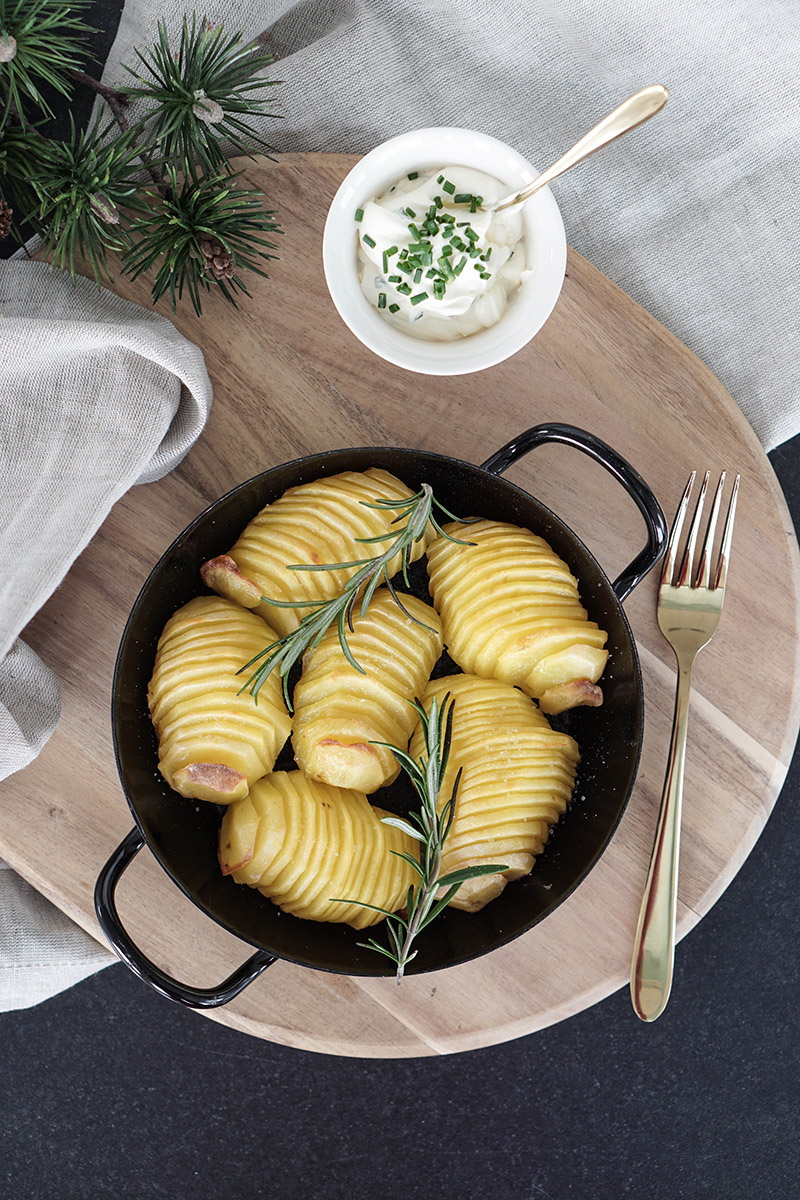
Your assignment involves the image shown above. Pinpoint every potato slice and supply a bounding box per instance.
[427,518,609,710]
[219,772,417,928]
[148,596,290,804]
[200,469,432,637]
[410,674,579,912]
[292,589,443,792]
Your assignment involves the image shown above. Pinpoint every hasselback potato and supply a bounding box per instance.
[292,588,443,793]
[426,518,609,713]
[218,771,417,929]
[409,673,580,912]
[200,468,430,637]
[148,596,290,804]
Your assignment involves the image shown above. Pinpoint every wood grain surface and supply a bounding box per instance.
[2,152,798,1057]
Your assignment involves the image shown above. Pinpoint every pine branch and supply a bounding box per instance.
[0,0,94,126]
[122,166,280,314]
[2,10,283,317]
[31,114,149,284]
[122,15,279,181]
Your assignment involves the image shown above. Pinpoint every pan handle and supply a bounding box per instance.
[480,422,667,601]
[94,827,276,1009]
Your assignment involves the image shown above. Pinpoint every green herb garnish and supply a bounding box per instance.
[239,486,475,707]
[333,695,507,983]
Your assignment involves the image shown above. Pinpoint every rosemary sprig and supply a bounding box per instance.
[239,484,474,708]
[332,695,507,983]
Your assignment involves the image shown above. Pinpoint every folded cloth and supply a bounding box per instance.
[0,260,212,1009]
[104,0,800,449]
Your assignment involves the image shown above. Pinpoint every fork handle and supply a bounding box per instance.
[630,655,693,1021]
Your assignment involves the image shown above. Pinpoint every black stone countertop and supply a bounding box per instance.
[2,6,799,1197]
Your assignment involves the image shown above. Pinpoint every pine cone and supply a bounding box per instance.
[0,199,13,241]
[198,234,235,281]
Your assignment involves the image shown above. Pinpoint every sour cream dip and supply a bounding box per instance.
[355,166,528,341]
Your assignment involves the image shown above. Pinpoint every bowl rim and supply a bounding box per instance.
[322,126,567,375]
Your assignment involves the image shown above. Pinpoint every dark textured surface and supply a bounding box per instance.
[2,9,800,1198]
[1,719,799,1200]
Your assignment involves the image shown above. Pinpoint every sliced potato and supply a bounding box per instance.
[201,469,431,637]
[426,518,609,710]
[219,771,417,929]
[148,596,290,804]
[410,674,580,912]
[292,588,443,792]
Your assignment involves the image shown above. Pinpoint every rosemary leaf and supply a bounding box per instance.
[239,484,474,707]
[337,695,509,983]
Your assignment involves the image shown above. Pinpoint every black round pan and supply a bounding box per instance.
[96,423,666,1008]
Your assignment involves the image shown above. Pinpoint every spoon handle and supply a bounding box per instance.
[493,84,669,212]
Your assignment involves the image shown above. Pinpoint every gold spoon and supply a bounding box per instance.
[489,84,669,213]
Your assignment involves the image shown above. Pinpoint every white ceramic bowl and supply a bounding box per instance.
[322,126,567,376]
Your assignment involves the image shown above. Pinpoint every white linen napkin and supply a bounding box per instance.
[0,260,212,1009]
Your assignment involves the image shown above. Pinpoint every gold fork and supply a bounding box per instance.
[631,470,740,1022]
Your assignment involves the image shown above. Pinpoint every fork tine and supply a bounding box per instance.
[677,471,710,587]
[696,472,726,589]
[661,471,696,586]
[713,473,740,591]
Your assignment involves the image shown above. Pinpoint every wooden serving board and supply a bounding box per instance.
[2,153,798,1057]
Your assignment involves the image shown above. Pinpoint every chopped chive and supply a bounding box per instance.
[425,268,438,278]
[397,282,412,295]
[465,227,479,242]
[480,271,492,279]
[453,193,472,205]
[469,247,482,258]
[403,206,416,218]
[382,251,389,273]
[437,174,445,183]
[410,292,428,305]
[389,303,400,313]
[363,234,376,248]
[378,292,387,308]
[386,245,398,257]
[408,242,428,253]
[434,196,443,209]
[441,244,454,257]
[442,180,456,195]
[355,207,364,221]
[388,274,402,283]
[408,223,422,239]
[454,256,467,275]
[413,268,422,283]
[433,280,445,299]
[407,171,419,180]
